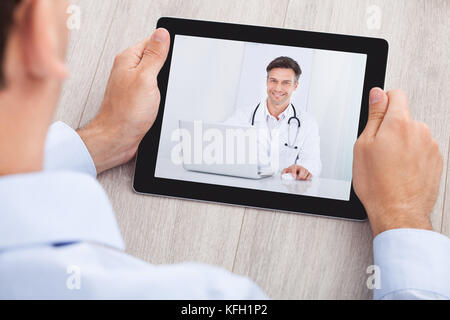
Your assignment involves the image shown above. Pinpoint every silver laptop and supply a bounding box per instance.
[179,120,273,179]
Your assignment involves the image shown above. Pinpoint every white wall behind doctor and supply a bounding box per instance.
[158,35,245,160]
[308,50,366,181]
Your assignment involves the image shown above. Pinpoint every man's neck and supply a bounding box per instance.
[266,98,290,120]
[0,83,57,175]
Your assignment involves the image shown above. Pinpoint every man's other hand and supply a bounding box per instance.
[78,28,170,174]
[353,88,443,237]
[282,164,312,180]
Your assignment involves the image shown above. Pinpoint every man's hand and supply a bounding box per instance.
[282,164,312,180]
[77,28,170,174]
[353,88,443,237]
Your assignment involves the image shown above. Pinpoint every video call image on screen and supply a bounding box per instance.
[155,35,367,201]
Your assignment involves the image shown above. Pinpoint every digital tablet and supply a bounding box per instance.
[133,17,388,221]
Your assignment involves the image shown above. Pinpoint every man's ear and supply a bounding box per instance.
[294,80,299,90]
[18,0,68,80]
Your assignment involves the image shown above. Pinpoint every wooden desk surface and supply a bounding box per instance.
[57,0,450,299]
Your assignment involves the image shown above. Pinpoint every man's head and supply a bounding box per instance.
[0,0,21,88]
[0,0,69,90]
[0,0,70,174]
[266,56,301,107]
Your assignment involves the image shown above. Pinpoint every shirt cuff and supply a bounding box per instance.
[373,228,450,299]
[44,121,97,177]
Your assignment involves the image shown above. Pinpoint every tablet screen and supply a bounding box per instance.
[154,34,367,201]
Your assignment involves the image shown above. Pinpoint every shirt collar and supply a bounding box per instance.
[0,171,125,252]
[262,99,293,122]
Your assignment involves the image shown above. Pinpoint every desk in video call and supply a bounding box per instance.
[156,157,351,202]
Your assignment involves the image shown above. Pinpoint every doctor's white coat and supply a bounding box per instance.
[224,100,322,177]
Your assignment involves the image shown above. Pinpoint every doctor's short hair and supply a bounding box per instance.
[0,0,23,88]
[266,56,302,83]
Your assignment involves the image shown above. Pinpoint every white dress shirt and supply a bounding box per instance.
[225,100,322,177]
[0,121,449,299]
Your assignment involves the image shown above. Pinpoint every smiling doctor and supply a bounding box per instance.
[225,56,321,180]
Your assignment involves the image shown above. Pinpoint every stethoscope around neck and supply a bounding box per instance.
[251,102,301,149]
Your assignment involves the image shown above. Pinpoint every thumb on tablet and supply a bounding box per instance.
[139,28,170,76]
[363,87,388,137]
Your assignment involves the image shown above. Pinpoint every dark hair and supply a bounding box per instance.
[0,0,22,88]
[266,56,302,83]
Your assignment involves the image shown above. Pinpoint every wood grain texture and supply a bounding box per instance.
[233,209,375,299]
[232,0,450,299]
[56,0,450,299]
[55,0,119,128]
[442,137,450,237]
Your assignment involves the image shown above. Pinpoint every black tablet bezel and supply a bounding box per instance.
[133,17,388,221]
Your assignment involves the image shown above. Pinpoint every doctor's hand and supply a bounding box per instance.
[282,165,312,180]
[353,88,443,237]
[77,28,170,174]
